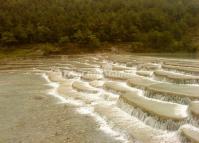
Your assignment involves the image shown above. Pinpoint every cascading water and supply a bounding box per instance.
[153,74,199,84]
[117,98,187,131]
[144,90,191,105]
[15,54,199,143]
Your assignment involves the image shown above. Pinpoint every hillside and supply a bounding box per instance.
[1,0,199,52]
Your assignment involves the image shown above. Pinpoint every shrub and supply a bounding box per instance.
[1,32,17,45]
[87,34,101,48]
[59,36,70,45]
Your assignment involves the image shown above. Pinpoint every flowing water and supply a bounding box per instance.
[0,54,199,143]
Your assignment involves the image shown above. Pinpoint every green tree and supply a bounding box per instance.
[59,36,70,45]
[0,0,199,52]
[1,32,17,45]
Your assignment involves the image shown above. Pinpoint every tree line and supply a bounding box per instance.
[1,0,199,52]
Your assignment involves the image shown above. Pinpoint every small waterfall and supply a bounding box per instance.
[178,127,193,143]
[117,98,199,131]
[117,98,186,131]
[188,113,199,128]
[127,82,147,91]
[144,90,191,105]
[153,74,199,84]
[61,70,80,79]
[162,67,199,76]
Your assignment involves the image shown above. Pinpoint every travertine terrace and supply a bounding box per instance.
[1,54,199,143]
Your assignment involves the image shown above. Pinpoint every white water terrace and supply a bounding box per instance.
[1,54,199,143]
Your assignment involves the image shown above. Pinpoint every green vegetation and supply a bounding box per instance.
[1,0,199,52]
[0,44,60,60]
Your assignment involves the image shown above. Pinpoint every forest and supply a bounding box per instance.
[1,0,199,52]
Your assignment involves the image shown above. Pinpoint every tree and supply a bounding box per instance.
[0,0,199,52]
[147,31,174,51]
[59,36,70,45]
[1,32,17,45]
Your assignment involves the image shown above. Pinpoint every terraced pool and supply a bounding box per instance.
[0,54,199,143]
